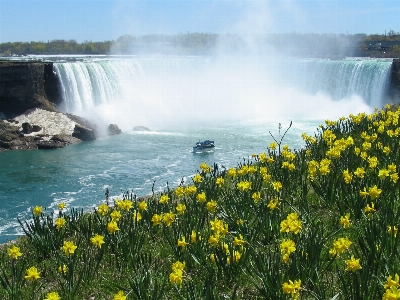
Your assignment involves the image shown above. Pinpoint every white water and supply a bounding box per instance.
[53,56,393,132]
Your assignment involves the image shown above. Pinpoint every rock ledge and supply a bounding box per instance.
[0,108,97,151]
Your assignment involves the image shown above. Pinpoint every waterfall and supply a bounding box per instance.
[284,58,393,108]
[53,56,393,128]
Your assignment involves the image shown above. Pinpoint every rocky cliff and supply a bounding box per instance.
[0,61,98,151]
[391,59,400,101]
[0,60,122,151]
[0,61,61,118]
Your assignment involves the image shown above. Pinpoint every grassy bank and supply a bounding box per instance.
[1,104,399,300]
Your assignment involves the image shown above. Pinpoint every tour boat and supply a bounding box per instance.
[193,140,215,153]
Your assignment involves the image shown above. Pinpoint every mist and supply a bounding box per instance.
[64,1,389,132]
[66,55,374,133]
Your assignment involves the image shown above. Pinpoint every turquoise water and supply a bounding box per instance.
[1,55,391,243]
[0,120,320,243]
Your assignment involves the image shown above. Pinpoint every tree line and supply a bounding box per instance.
[0,32,399,57]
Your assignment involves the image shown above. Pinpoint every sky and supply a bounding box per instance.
[1,0,400,43]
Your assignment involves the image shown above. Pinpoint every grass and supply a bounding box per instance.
[1,103,400,300]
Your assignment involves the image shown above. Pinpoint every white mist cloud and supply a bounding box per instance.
[75,55,375,133]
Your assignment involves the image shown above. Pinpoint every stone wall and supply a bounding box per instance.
[0,61,59,118]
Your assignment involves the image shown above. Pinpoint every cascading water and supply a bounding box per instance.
[53,56,393,130]
[285,58,393,108]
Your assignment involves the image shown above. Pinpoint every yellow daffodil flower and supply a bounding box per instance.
[345,255,362,272]
[62,241,77,256]
[24,266,41,281]
[8,245,22,260]
[44,292,61,300]
[90,234,105,248]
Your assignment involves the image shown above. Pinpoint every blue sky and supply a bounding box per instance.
[1,0,400,43]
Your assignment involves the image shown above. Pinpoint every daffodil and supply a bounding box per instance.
[368,156,378,169]
[388,226,398,237]
[55,217,66,229]
[252,191,261,203]
[151,213,162,226]
[280,212,302,234]
[382,286,400,300]
[57,202,66,210]
[90,234,105,248]
[227,168,236,177]
[210,218,228,236]
[267,197,279,211]
[24,266,41,281]
[364,202,376,217]
[176,203,186,215]
[237,181,252,191]
[215,177,224,187]
[208,235,219,247]
[259,152,267,162]
[171,261,185,271]
[359,187,369,198]
[282,279,301,299]
[272,181,282,192]
[62,241,77,256]
[332,237,352,256]
[185,185,197,195]
[206,200,217,213]
[177,236,189,249]
[138,201,147,211]
[369,185,382,200]
[170,261,185,286]
[33,206,42,217]
[44,291,61,300]
[379,168,391,179]
[199,162,211,173]
[113,291,127,300]
[384,274,400,289]
[233,235,246,247]
[196,191,207,202]
[8,245,22,260]
[163,212,175,226]
[159,194,170,204]
[110,210,122,221]
[280,239,296,255]
[391,173,399,183]
[58,264,67,274]
[339,213,351,228]
[133,211,142,221]
[269,142,277,150]
[191,230,199,243]
[193,174,203,183]
[342,169,353,184]
[97,203,109,216]
[345,255,362,272]
[107,221,119,234]
[169,269,183,286]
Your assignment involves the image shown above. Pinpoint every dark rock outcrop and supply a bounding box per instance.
[22,122,33,134]
[0,61,57,118]
[32,125,42,132]
[391,59,400,101]
[0,110,97,151]
[108,124,122,135]
[72,124,96,141]
[0,61,124,151]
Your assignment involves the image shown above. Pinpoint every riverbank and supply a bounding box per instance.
[0,108,96,151]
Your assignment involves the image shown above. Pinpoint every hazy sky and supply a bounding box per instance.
[1,0,400,43]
